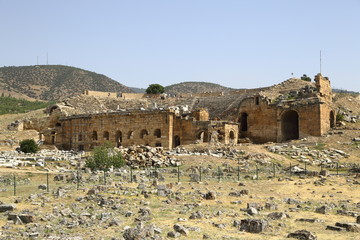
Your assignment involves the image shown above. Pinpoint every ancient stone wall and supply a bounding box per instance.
[120,93,163,99]
[47,109,238,151]
[52,110,174,151]
[83,90,117,98]
[238,94,333,143]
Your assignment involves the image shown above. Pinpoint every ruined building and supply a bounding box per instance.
[43,73,334,150]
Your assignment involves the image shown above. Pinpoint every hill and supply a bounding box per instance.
[0,65,133,101]
[165,81,235,95]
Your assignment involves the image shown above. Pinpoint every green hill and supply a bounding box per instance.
[0,65,133,101]
[165,81,234,95]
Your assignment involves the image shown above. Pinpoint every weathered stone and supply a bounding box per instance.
[287,230,317,240]
[167,231,180,238]
[319,170,329,177]
[267,212,289,220]
[239,219,268,233]
[38,184,47,190]
[204,191,216,200]
[0,204,16,212]
[247,207,258,216]
[315,205,330,214]
[335,222,360,232]
[173,224,189,236]
[8,213,34,224]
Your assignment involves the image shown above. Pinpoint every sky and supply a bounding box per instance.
[1,0,359,91]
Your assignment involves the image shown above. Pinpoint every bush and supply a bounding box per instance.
[85,142,125,171]
[19,139,38,153]
[336,113,345,122]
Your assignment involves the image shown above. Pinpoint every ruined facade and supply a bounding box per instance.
[237,74,335,143]
[45,108,238,151]
[43,73,335,150]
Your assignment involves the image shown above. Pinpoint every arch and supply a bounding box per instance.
[239,112,248,132]
[51,131,56,145]
[103,131,109,141]
[78,134,83,141]
[55,122,61,127]
[154,129,161,138]
[229,130,235,140]
[197,130,208,142]
[140,129,148,139]
[128,131,134,139]
[329,110,335,128]
[49,105,59,114]
[174,135,181,147]
[92,131,98,141]
[115,131,122,147]
[281,110,299,141]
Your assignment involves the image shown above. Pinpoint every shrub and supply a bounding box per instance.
[85,142,125,171]
[336,113,345,122]
[19,139,38,153]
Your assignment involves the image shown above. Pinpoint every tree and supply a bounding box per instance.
[300,74,311,82]
[85,142,125,171]
[145,84,165,94]
[19,139,38,153]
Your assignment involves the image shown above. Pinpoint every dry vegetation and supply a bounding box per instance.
[0,93,359,239]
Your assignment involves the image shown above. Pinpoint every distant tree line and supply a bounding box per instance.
[0,95,54,115]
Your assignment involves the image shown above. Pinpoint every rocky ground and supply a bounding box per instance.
[0,93,359,239]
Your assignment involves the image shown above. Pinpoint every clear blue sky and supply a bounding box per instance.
[1,0,359,91]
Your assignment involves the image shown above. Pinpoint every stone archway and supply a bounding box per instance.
[281,110,299,141]
[115,131,122,147]
[174,135,181,148]
[330,111,335,128]
[197,130,208,143]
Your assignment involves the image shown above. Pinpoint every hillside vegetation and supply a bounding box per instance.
[165,81,234,95]
[0,65,133,101]
[0,96,54,115]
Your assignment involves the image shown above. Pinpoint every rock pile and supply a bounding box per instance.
[267,144,349,167]
[0,149,84,168]
[171,146,273,164]
[117,145,181,168]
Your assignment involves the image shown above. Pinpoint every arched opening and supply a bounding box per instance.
[281,110,299,141]
[197,130,208,143]
[128,131,134,139]
[78,134,83,141]
[140,129,148,139]
[49,106,59,114]
[154,129,161,138]
[92,131,98,141]
[103,131,109,141]
[174,135,181,148]
[51,131,56,145]
[330,111,335,128]
[229,130,235,140]
[155,142,162,147]
[255,97,260,105]
[115,131,122,147]
[78,145,84,151]
[240,113,248,132]
[55,122,61,127]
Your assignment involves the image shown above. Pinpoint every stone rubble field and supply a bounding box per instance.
[0,142,360,240]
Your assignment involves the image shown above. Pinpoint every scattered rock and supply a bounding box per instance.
[287,230,317,240]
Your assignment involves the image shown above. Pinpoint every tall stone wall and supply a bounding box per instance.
[238,94,332,143]
[54,110,174,151]
[84,90,117,98]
